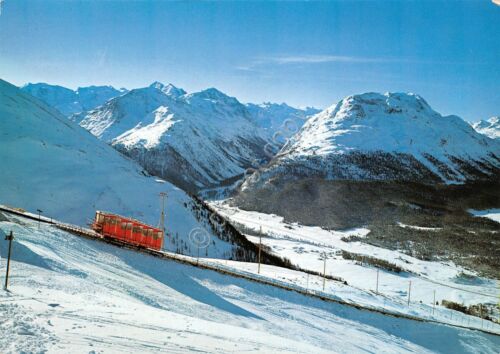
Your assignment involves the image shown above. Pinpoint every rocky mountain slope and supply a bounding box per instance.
[245,102,320,133]
[70,83,274,193]
[0,78,253,260]
[233,92,500,276]
[23,81,318,193]
[242,92,499,188]
[21,82,126,116]
[473,117,500,140]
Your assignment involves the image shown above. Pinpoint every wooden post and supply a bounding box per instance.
[433,290,436,315]
[159,192,167,249]
[4,231,14,290]
[258,226,262,274]
[480,304,484,329]
[36,209,43,229]
[322,253,327,291]
[407,281,411,306]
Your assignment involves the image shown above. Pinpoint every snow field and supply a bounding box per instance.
[1,215,499,353]
[211,203,499,328]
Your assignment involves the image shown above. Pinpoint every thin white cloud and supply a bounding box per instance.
[268,55,391,64]
[235,54,485,73]
[234,54,401,73]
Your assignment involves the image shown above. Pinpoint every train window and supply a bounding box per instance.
[121,222,127,229]
[132,226,140,233]
[147,229,153,237]
[126,223,132,230]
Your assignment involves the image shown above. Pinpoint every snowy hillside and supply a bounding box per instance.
[473,117,500,140]
[0,79,245,259]
[213,203,499,311]
[1,214,499,353]
[244,92,500,186]
[71,83,272,192]
[246,102,320,132]
[233,93,500,278]
[22,82,126,116]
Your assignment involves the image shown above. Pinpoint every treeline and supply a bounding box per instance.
[188,194,294,268]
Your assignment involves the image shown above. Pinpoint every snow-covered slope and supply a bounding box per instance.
[246,102,320,132]
[71,83,272,192]
[0,79,243,258]
[22,82,126,116]
[245,92,500,186]
[1,215,499,353]
[473,117,500,140]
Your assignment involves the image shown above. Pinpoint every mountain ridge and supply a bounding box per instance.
[22,82,127,116]
[473,116,500,140]
[71,82,272,192]
[242,92,499,189]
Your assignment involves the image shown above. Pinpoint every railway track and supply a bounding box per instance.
[1,204,498,336]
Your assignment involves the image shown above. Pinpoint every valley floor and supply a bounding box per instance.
[1,214,499,353]
[211,202,499,322]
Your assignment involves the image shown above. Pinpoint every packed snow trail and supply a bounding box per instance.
[1,215,499,353]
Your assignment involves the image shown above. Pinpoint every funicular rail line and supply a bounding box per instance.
[0,204,498,336]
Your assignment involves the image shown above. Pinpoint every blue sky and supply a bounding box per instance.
[0,0,499,121]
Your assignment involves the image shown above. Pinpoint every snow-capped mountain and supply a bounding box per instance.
[71,83,273,192]
[22,82,126,116]
[0,78,248,259]
[243,92,500,187]
[245,102,320,132]
[473,117,500,140]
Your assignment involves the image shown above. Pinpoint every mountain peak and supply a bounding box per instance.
[276,91,499,183]
[323,92,434,126]
[162,83,187,98]
[472,116,500,139]
[149,81,186,98]
[196,87,232,100]
[149,81,166,90]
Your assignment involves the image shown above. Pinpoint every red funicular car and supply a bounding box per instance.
[91,211,164,250]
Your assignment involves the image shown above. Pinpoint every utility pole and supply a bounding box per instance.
[407,281,412,306]
[322,252,327,291]
[159,192,167,248]
[36,209,43,228]
[258,226,262,274]
[433,290,436,315]
[376,269,379,294]
[4,231,14,290]
[480,304,484,329]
